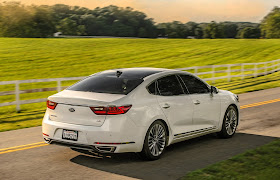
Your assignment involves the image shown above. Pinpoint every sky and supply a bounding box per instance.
[6,0,280,23]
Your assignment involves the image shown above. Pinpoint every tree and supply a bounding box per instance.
[138,27,147,37]
[157,21,188,38]
[0,2,33,37]
[194,26,203,39]
[156,23,167,37]
[29,6,56,37]
[0,2,269,38]
[51,4,72,20]
[112,20,134,37]
[239,27,261,39]
[142,19,157,38]
[222,23,238,38]
[57,18,85,35]
[261,6,280,38]
[203,21,224,39]
[0,2,55,37]
[186,21,198,36]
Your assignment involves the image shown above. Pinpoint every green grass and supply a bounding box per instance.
[1,38,280,81]
[0,38,280,132]
[181,139,280,180]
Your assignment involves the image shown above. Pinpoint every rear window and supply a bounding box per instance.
[68,75,143,95]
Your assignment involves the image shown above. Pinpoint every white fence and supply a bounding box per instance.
[177,59,280,82]
[1,59,279,112]
[0,77,86,112]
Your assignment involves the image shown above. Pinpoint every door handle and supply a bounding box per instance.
[193,100,200,105]
[162,103,170,109]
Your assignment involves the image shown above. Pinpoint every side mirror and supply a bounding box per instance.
[210,86,219,95]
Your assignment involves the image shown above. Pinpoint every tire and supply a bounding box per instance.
[217,105,238,138]
[139,120,167,160]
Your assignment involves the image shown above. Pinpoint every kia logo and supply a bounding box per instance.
[69,108,75,112]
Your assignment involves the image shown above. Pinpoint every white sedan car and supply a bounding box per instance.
[42,68,239,160]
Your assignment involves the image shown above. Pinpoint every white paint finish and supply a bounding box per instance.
[43,111,146,153]
[189,93,221,130]
[156,95,195,135]
[47,90,127,127]
[48,104,106,127]
[49,90,125,105]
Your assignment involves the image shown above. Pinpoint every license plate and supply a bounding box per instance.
[62,129,78,141]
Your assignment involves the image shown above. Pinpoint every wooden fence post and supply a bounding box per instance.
[212,65,215,84]
[57,80,61,92]
[227,65,231,82]
[241,64,244,80]
[254,64,257,77]
[15,81,20,112]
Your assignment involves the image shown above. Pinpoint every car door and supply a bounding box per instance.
[155,75,195,135]
[179,74,221,131]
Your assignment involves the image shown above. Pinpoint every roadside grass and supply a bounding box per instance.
[0,103,45,132]
[181,139,280,180]
[214,71,280,94]
[1,38,280,132]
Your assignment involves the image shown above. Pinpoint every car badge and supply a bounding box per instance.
[69,108,75,112]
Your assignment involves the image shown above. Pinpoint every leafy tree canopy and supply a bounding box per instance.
[0,2,279,39]
[261,6,280,38]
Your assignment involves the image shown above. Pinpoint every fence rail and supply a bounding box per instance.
[1,59,280,112]
[0,76,86,112]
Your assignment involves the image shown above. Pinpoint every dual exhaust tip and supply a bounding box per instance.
[44,138,116,153]
[93,146,116,153]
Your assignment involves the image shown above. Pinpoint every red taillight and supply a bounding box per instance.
[107,106,132,115]
[47,100,57,110]
[90,107,107,115]
[90,105,132,115]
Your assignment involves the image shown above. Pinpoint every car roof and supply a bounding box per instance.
[97,67,176,79]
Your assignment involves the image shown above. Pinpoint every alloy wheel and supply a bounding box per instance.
[225,109,237,135]
[148,124,166,156]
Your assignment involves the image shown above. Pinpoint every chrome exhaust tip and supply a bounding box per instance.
[94,146,116,153]
[43,137,52,144]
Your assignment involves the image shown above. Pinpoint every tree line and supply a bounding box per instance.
[0,2,279,39]
[157,21,261,39]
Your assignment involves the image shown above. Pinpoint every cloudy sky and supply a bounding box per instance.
[8,0,280,23]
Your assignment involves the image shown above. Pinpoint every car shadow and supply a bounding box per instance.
[70,133,276,180]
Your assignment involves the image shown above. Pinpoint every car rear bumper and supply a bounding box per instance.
[42,112,146,153]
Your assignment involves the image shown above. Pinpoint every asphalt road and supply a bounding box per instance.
[0,87,280,180]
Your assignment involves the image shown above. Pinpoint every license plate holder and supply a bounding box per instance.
[62,129,78,141]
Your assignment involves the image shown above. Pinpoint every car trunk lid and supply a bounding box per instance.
[47,90,125,126]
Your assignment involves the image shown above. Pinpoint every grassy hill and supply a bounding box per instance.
[0,38,280,132]
[1,38,280,81]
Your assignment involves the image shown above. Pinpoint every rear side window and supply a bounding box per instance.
[68,75,143,95]
[157,75,184,96]
[179,74,209,94]
[147,82,157,95]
